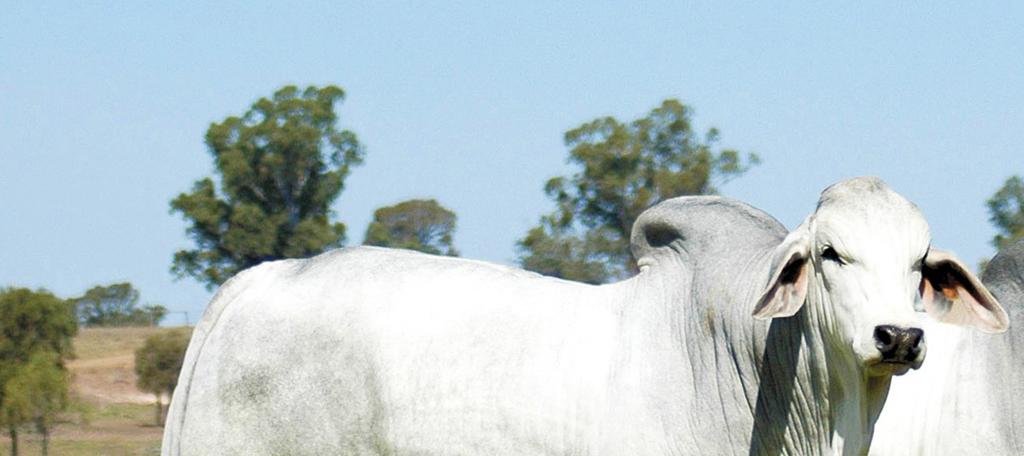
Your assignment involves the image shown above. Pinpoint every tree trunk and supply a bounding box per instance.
[40,426,48,456]
[8,426,17,456]
[155,395,163,426]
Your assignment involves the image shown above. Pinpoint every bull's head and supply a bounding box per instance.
[753,177,1008,376]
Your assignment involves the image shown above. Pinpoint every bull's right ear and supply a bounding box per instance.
[753,223,813,320]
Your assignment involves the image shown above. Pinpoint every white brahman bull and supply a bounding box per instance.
[162,177,1007,455]
[870,239,1022,455]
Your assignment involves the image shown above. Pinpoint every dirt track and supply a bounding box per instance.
[69,353,158,404]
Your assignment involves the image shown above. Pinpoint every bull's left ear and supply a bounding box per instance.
[753,223,812,320]
[921,248,1009,333]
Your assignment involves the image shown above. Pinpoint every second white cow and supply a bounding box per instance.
[162,177,1007,455]
[871,238,1022,455]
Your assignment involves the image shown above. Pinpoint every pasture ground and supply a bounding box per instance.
[0,326,192,455]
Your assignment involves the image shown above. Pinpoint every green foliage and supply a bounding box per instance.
[134,331,189,395]
[363,199,460,256]
[134,330,189,425]
[518,99,759,283]
[987,175,1024,251]
[0,288,77,372]
[2,352,68,428]
[518,221,611,284]
[171,85,365,289]
[1,351,68,455]
[70,283,166,327]
[0,288,76,456]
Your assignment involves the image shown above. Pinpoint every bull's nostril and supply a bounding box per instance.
[903,328,925,362]
[906,328,924,349]
[874,325,898,353]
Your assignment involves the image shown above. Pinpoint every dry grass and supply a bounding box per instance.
[0,326,192,455]
[70,327,191,405]
[14,402,165,456]
[72,327,173,361]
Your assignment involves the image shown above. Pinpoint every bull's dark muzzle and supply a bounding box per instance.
[873,325,924,364]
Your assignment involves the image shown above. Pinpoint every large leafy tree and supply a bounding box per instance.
[70,283,166,327]
[171,85,365,289]
[363,199,459,256]
[0,288,76,456]
[0,288,77,366]
[988,175,1024,251]
[518,99,759,283]
[135,330,190,426]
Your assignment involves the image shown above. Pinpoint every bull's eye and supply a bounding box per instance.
[822,246,844,265]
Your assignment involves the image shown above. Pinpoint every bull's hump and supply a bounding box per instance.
[631,196,787,270]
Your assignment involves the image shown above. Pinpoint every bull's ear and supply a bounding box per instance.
[753,225,812,320]
[921,248,1008,333]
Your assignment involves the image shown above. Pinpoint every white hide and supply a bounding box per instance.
[162,177,1005,456]
[871,240,1022,455]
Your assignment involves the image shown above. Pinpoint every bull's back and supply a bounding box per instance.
[166,247,615,455]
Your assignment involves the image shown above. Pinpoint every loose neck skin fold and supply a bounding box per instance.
[628,244,891,456]
[749,281,891,456]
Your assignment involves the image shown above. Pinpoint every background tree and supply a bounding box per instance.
[70,283,167,327]
[988,175,1024,251]
[135,330,190,426]
[518,99,759,283]
[0,351,68,456]
[518,221,611,284]
[363,199,459,256]
[171,85,365,289]
[0,288,76,456]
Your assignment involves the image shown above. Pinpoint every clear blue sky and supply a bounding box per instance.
[2,2,1022,324]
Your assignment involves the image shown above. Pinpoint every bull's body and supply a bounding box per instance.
[163,179,1005,455]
